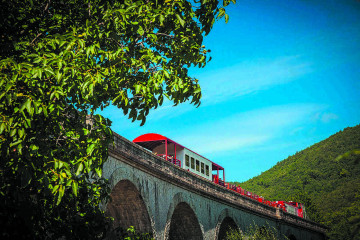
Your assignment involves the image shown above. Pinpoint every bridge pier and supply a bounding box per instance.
[102,133,327,240]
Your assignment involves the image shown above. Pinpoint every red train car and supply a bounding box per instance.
[275,201,306,218]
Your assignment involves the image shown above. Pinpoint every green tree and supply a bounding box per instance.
[0,0,234,238]
[239,125,360,240]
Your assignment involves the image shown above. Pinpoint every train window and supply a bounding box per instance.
[201,162,204,174]
[196,160,200,171]
[185,155,189,167]
[191,157,195,169]
[205,165,209,176]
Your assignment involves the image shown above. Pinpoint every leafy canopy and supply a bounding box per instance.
[0,0,234,238]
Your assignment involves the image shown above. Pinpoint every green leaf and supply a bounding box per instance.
[44,68,54,77]
[66,179,72,187]
[25,99,31,114]
[194,86,201,93]
[43,106,48,117]
[76,162,83,176]
[135,84,141,94]
[159,14,165,26]
[0,123,5,134]
[137,26,145,36]
[175,14,185,27]
[10,128,17,137]
[52,184,60,194]
[72,180,78,197]
[5,82,13,92]
[140,117,146,126]
[25,118,31,128]
[18,128,25,138]
[33,100,39,114]
[217,8,225,19]
[29,144,39,151]
[86,143,96,155]
[95,167,102,178]
[56,185,64,205]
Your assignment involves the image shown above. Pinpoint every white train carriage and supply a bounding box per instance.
[133,133,225,182]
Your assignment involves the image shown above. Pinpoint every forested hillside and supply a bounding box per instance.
[232,125,360,240]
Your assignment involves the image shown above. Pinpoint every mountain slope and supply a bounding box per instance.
[235,125,360,240]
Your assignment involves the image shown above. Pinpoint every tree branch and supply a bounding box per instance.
[155,32,174,38]
[30,33,43,45]
[88,2,91,17]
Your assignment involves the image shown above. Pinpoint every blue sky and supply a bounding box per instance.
[100,0,360,182]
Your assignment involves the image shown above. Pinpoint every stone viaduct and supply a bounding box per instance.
[103,132,327,240]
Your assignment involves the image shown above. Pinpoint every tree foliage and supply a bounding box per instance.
[224,224,280,240]
[0,0,234,238]
[236,125,360,240]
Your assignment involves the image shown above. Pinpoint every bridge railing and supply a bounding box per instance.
[157,154,181,167]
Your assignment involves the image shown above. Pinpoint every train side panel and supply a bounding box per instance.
[183,148,212,181]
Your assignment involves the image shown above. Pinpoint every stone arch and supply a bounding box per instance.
[164,193,203,240]
[215,208,240,240]
[217,217,239,240]
[105,179,153,239]
[167,202,203,240]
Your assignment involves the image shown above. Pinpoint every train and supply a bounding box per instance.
[133,133,306,219]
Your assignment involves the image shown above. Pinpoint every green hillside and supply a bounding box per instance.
[232,125,360,240]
